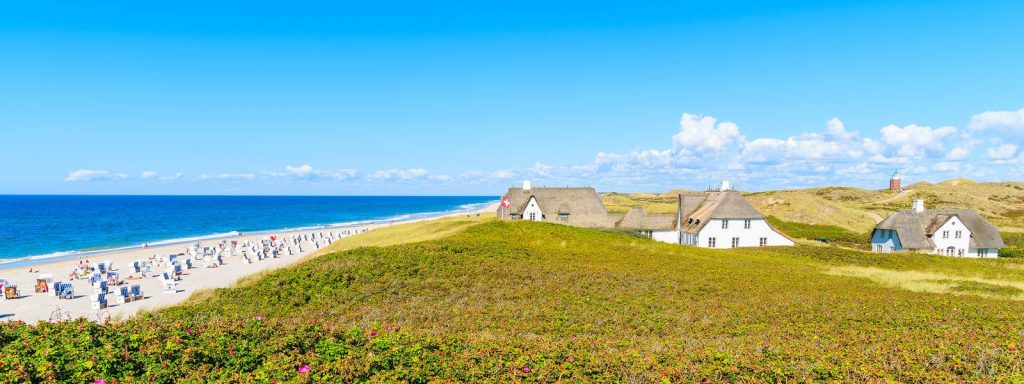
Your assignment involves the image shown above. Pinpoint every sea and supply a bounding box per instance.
[0,195,496,266]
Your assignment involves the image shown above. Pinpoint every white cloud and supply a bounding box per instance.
[861,138,884,154]
[285,164,314,177]
[428,174,452,181]
[160,172,185,181]
[368,168,430,180]
[488,170,515,179]
[879,124,957,157]
[826,117,857,140]
[945,147,969,161]
[270,165,357,181]
[969,107,1024,131]
[64,169,128,182]
[987,143,1018,159]
[140,171,157,179]
[672,113,740,152]
[932,162,960,172]
[531,162,553,177]
[200,173,256,181]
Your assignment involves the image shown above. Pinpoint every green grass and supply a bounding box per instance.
[5,220,1024,382]
[766,216,869,250]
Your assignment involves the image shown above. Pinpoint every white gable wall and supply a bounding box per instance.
[522,197,545,222]
[930,216,971,257]
[695,218,794,248]
[651,230,680,244]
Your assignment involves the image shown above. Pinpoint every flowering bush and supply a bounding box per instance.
[3,221,1024,382]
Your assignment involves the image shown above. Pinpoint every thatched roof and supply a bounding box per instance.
[615,207,678,230]
[496,187,613,227]
[874,209,1005,249]
[680,191,765,233]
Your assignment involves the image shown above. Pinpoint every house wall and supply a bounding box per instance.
[651,230,680,244]
[695,218,794,248]
[522,197,544,222]
[681,232,699,246]
[930,216,971,257]
[870,229,902,253]
[967,248,999,258]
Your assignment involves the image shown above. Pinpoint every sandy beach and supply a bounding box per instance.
[0,203,497,324]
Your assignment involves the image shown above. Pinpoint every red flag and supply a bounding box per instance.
[501,195,510,208]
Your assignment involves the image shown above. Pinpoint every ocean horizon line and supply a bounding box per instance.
[0,196,497,268]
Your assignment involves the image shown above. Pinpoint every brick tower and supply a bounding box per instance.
[889,170,902,192]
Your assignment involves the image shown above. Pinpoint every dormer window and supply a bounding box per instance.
[559,213,569,221]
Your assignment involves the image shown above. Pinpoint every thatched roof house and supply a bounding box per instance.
[497,182,614,227]
[873,208,1004,251]
[679,191,766,233]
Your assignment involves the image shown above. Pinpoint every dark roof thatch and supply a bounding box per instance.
[874,209,1005,249]
[615,207,678,230]
[680,191,765,233]
[496,187,613,227]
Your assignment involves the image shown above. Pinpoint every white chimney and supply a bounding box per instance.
[523,180,532,191]
[720,180,732,191]
[912,199,925,213]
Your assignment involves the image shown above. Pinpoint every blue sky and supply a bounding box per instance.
[1,1,1022,195]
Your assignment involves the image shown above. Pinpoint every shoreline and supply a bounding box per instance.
[0,202,494,270]
[0,202,498,324]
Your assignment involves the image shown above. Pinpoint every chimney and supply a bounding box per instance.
[912,199,925,213]
[720,180,731,191]
[676,193,683,244]
[523,180,531,191]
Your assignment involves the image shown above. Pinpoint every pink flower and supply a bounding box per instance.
[369,329,378,336]
[522,366,531,373]
[385,325,393,331]
[298,364,311,373]
[256,315,263,321]
[93,380,106,384]
[186,328,194,335]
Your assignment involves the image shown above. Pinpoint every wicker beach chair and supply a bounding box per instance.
[130,284,143,301]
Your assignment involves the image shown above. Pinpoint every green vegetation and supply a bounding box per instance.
[608,179,1024,234]
[765,216,869,250]
[5,220,1024,382]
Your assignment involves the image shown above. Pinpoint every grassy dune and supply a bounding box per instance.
[605,179,1024,234]
[6,219,1024,382]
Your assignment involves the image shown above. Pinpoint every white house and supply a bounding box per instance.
[871,199,1004,258]
[616,181,794,248]
[496,181,614,227]
[614,207,681,244]
[677,182,794,248]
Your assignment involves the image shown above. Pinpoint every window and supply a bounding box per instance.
[942,231,949,239]
[559,213,569,221]
[731,237,740,248]
[743,219,751,229]
[722,220,729,229]
[955,230,962,239]
[958,249,964,257]
[760,237,768,247]
[529,212,536,221]
[510,213,519,220]
[876,245,883,252]
[708,237,716,248]
[979,249,989,257]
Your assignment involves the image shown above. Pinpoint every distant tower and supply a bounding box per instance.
[889,170,902,192]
